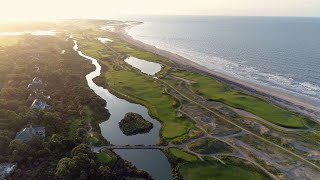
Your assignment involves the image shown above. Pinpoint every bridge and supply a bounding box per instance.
[91,145,168,152]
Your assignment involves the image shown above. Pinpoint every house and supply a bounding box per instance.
[28,92,37,101]
[0,163,17,180]
[15,125,45,141]
[30,99,51,110]
[27,77,43,89]
[32,77,43,84]
[28,90,48,102]
[35,66,40,72]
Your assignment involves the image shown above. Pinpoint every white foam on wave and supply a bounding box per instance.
[128,24,320,105]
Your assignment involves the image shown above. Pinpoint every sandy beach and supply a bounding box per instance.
[116,22,320,122]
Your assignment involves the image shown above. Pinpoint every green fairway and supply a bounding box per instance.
[171,72,305,128]
[179,161,268,180]
[168,148,198,162]
[78,38,196,142]
[106,70,195,140]
[188,137,235,154]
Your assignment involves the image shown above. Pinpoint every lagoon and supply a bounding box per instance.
[124,56,162,76]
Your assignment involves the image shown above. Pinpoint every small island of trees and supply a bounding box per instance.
[119,113,153,136]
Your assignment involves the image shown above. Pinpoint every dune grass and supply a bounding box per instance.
[171,72,305,128]
[188,137,235,154]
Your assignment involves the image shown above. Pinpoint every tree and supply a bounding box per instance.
[0,135,11,153]
[71,144,93,158]
[9,139,28,162]
[55,158,72,179]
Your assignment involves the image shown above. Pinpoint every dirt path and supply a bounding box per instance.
[172,74,314,132]
[157,78,320,171]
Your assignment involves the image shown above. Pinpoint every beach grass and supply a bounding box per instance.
[171,72,305,128]
[188,137,235,154]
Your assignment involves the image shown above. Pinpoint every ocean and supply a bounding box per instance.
[126,16,320,106]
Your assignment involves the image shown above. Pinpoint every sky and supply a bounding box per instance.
[1,0,320,20]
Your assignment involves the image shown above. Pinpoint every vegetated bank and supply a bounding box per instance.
[119,112,153,136]
[0,26,152,179]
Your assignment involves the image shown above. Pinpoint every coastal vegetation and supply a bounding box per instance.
[105,70,196,141]
[170,71,305,128]
[119,112,153,135]
[77,36,197,143]
[1,19,319,179]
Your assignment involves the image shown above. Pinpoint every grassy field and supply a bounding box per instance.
[168,148,198,162]
[188,137,235,154]
[179,160,268,180]
[171,72,305,128]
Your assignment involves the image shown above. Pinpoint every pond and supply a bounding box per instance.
[114,149,173,180]
[124,56,162,76]
[97,37,113,43]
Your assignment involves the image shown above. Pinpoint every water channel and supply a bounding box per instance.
[72,39,172,180]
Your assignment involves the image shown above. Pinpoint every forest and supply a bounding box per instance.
[0,35,150,179]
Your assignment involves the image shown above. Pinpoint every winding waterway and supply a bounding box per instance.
[72,40,172,180]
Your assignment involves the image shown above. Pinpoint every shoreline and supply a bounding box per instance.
[116,22,320,122]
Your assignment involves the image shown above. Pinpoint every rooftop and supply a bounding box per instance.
[0,163,16,180]
[15,126,45,140]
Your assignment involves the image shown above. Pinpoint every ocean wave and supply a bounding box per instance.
[128,23,320,105]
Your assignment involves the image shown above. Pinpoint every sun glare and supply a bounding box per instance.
[0,0,320,20]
